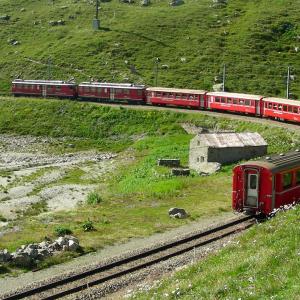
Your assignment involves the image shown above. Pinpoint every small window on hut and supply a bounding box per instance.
[283,173,292,189]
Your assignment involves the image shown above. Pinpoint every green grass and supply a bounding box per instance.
[0,97,300,274]
[0,0,300,98]
[133,206,300,299]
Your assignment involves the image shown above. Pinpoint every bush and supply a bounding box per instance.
[54,226,72,236]
[82,220,95,232]
[0,214,7,222]
[86,192,102,205]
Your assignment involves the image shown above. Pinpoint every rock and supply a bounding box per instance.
[0,15,10,21]
[168,207,188,219]
[11,252,32,267]
[56,236,69,247]
[197,162,221,175]
[49,241,60,251]
[68,240,79,251]
[0,249,12,262]
[37,248,51,259]
[24,247,39,259]
[213,83,224,92]
[170,0,184,6]
[39,241,50,249]
[62,245,69,251]
[67,235,79,244]
[141,0,150,6]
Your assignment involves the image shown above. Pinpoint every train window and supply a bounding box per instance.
[273,104,278,110]
[283,105,287,111]
[239,99,244,105]
[31,85,35,89]
[47,86,52,91]
[296,170,300,184]
[104,88,108,93]
[245,100,250,106]
[288,106,293,112]
[98,87,102,93]
[91,87,96,93]
[283,173,292,189]
[268,103,272,109]
[137,90,142,96]
[233,99,238,105]
[182,94,187,99]
[56,86,61,91]
[156,92,162,97]
[215,97,220,103]
[221,98,226,103]
[227,98,232,103]
[249,175,257,189]
[168,93,173,98]
[293,107,298,114]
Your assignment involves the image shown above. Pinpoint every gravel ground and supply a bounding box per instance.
[0,212,240,297]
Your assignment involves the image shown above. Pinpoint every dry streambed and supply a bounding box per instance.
[0,134,117,228]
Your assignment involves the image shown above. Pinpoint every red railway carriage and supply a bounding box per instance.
[232,151,300,215]
[262,97,300,123]
[12,79,77,98]
[78,82,146,103]
[146,87,207,109]
[207,92,263,116]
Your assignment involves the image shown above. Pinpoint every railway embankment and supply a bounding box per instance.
[0,96,299,279]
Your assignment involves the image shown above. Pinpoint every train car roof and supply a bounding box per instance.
[146,87,207,94]
[12,79,76,86]
[263,97,300,106]
[239,151,300,173]
[206,92,263,101]
[79,82,145,89]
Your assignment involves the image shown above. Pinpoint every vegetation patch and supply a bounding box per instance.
[133,206,300,299]
[86,192,102,205]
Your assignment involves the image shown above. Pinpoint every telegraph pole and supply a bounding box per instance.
[155,57,160,86]
[287,66,290,99]
[93,0,100,30]
[222,64,226,92]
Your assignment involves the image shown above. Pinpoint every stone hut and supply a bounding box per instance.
[189,132,267,171]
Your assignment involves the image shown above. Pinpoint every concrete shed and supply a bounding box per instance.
[189,132,268,170]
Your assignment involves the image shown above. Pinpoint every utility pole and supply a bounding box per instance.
[155,57,160,86]
[222,64,226,92]
[93,0,100,30]
[287,66,290,99]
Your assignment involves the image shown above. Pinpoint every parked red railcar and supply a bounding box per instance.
[232,151,300,215]
[262,97,300,123]
[78,82,146,103]
[146,87,207,109]
[207,92,263,116]
[12,79,78,98]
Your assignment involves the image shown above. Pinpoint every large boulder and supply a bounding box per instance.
[168,207,188,219]
[11,252,32,267]
[0,249,12,262]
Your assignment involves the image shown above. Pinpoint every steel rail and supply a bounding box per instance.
[2,216,255,300]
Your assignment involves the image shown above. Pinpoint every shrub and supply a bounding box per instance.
[54,226,72,236]
[86,192,102,205]
[0,214,7,222]
[82,220,95,232]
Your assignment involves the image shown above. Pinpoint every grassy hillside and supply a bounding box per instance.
[134,206,300,299]
[0,0,300,97]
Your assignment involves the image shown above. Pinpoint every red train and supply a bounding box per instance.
[11,79,300,124]
[232,151,300,215]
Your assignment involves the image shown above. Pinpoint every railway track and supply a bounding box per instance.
[2,215,256,300]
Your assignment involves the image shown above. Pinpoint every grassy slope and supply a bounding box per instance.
[0,96,299,256]
[0,0,300,97]
[134,207,300,299]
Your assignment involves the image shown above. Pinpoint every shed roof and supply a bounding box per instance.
[196,132,267,148]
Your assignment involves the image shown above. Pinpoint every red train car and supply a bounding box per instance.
[12,79,77,98]
[232,151,300,215]
[146,87,207,109]
[262,97,300,123]
[78,82,146,104]
[207,92,263,116]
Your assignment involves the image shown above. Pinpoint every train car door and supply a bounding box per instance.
[255,99,261,115]
[110,88,115,101]
[42,85,47,97]
[244,169,259,208]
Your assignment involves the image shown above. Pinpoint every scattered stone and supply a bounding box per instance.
[141,0,150,6]
[213,83,224,92]
[49,20,66,26]
[0,249,11,262]
[168,207,188,219]
[11,252,32,267]
[171,168,190,176]
[180,57,186,62]
[197,162,221,175]
[170,0,184,6]
[161,64,169,69]
[0,15,10,21]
